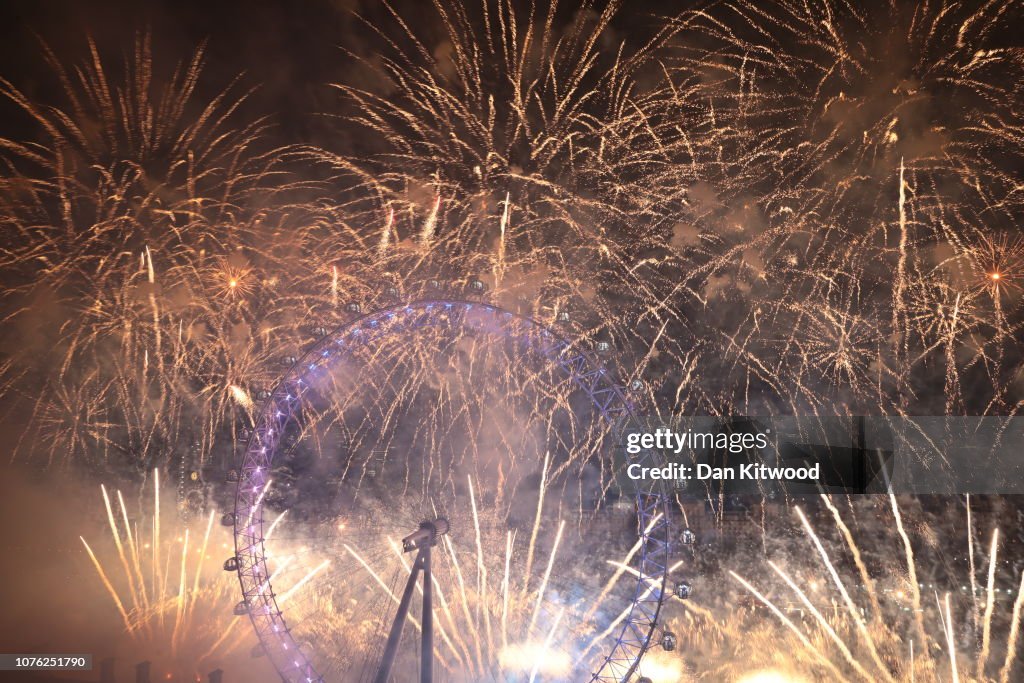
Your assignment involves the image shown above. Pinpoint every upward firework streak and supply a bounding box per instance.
[79,469,242,676]
[712,495,1024,683]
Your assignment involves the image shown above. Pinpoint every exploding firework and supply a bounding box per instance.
[651,0,1024,415]
[306,0,692,392]
[0,32,321,471]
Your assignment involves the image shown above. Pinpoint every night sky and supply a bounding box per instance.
[0,0,678,148]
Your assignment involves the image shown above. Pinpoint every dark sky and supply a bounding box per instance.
[4,0,1016,153]
[0,0,682,146]
[0,0,361,143]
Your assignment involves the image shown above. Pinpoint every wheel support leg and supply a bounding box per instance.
[373,545,431,683]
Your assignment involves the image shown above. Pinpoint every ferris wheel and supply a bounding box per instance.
[229,299,672,682]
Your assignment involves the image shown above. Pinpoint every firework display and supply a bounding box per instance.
[0,1,1023,682]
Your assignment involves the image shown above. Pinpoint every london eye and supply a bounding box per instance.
[230,298,673,681]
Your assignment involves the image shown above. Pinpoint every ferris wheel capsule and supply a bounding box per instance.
[344,302,362,314]
[556,310,571,323]
[233,600,251,616]
[676,581,692,599]
[224,556,240,572]
[661,631,677,651]
[629,378,644,392]
[220,512,236,527]
[682,528,697,545]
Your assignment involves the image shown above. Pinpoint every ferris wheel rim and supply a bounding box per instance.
[231,298,671,682]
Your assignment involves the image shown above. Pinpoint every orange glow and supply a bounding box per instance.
[990,272,1001,281]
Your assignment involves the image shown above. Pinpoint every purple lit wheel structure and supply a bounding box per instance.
[231,300,671,682]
